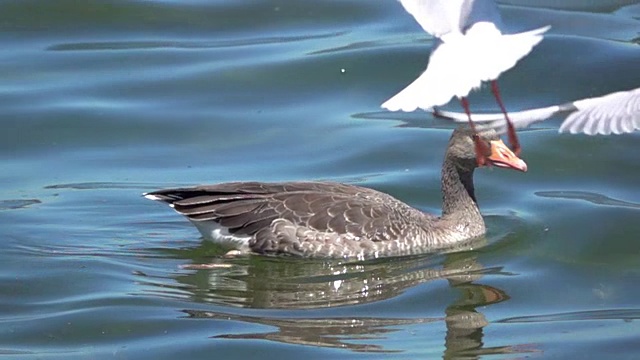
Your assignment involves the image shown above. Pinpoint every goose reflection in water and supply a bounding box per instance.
[139,233,539,357]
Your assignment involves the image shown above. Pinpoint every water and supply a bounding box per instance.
[1,1,640,358]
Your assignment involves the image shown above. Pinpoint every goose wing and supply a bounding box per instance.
[145,182,433,254]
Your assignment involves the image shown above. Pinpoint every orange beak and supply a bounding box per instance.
[486,140,528,172]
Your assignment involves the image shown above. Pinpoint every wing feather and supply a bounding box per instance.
[398,0,502,37]
[560,88,640,135]
[434,88,640,136]
[382,23,549,112]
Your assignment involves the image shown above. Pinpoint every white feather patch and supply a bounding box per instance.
[190,220,251,251]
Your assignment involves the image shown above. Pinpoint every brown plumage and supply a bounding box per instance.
[145,127,526,259]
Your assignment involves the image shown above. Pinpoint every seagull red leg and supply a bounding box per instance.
[490,80,520,156]
[460,97,490,166]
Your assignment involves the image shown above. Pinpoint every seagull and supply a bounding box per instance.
[433,87,640,135]
[381,0,550,164]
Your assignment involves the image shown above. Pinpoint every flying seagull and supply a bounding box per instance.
[382,0,550,164]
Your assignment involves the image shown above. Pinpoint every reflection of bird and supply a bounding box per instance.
[435,87,640,135]
[145,127,526,259]
[183,309,436,353]
[382,0,549,164]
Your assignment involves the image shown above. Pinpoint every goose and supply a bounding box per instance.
[144,127,527,259]
[434,87,640,135]
[381,0,550,165]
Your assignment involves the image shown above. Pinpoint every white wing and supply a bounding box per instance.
[397,0,502,37]
[434,87,640,135]
[382,23,549,112]
[561,88,640,135]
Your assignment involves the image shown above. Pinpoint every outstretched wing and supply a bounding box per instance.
[434,87,640,135]
[398,0,502,37]
[561,88,640,135]
[382,24,549,112]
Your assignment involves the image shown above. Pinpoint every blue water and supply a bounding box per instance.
[1,1,640,358]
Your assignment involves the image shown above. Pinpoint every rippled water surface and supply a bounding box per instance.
[2,1,640,359]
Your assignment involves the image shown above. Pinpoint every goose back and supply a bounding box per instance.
[147,181,444,258]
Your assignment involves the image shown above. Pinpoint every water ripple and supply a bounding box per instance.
[498,308,640,323]
[47,31,347,52]
[535,190,640,209]
[0,199,41,210]
[183,309,436,353]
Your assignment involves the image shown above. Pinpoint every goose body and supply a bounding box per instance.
[145,128,526,259]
